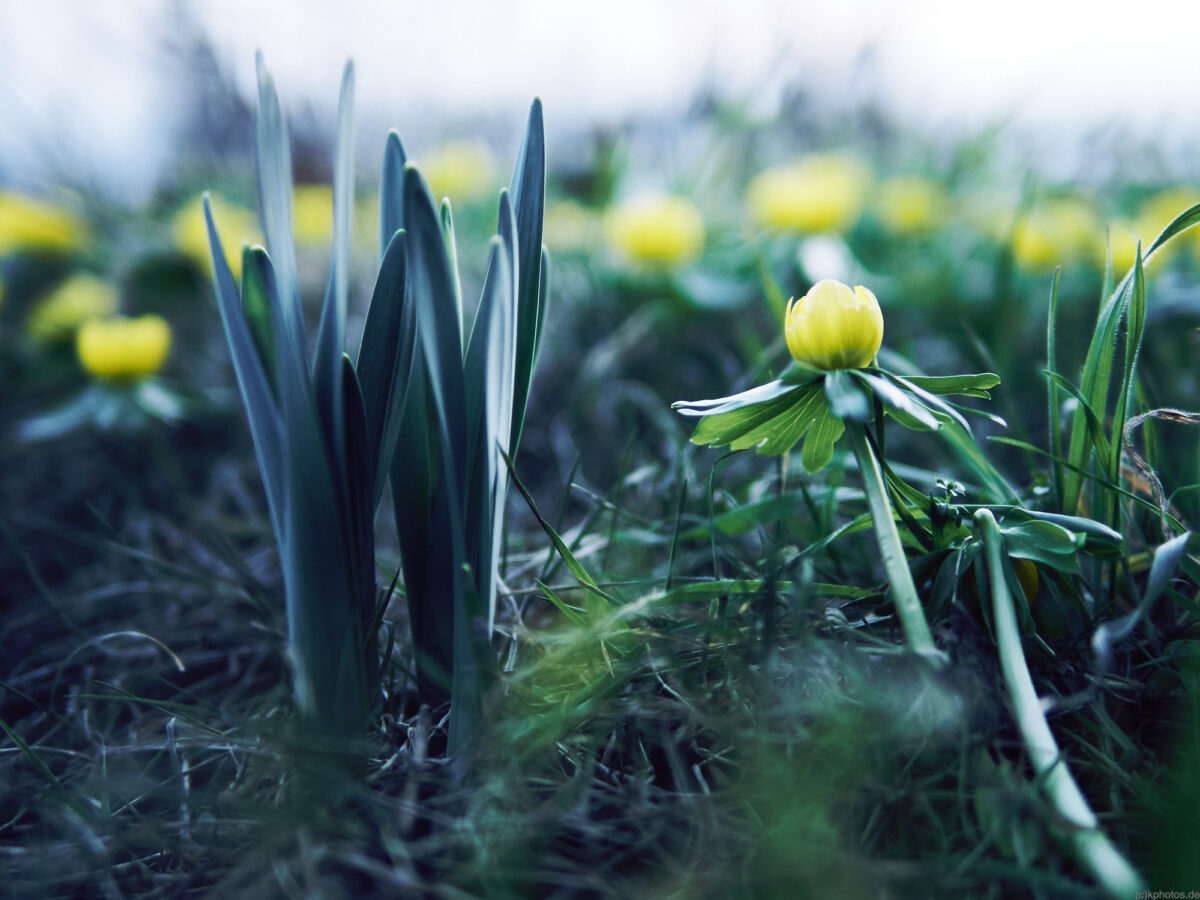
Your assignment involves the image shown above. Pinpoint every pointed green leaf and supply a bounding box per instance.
[205,200,285,540]
[240,245,279,400]
[311,61,356,495]
[508,97,546,456]
[799,400,846,473]
[901,373,1000,397]
[852,371,941,430]
[380,130,408,259]
[356,230,415,505]
[254,53,305,361]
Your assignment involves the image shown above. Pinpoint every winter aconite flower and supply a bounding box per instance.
[0,190,87,255]
[173,194,260,280]
[1011,196,1101,271]
[784,279,883,371]
[421,140,497,205]
[605,194,705,268]
[26,274,118,343]
[876,176,947,236]
[292,184,334,247]
[76,315,171,382]
[1109,187,1200,274]
[747,153,869,234]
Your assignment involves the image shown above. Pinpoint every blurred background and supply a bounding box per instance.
[5,0,1200,200]
[5,0,1200,517]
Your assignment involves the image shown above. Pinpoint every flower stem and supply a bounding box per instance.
[973,508,1144,899]
[845,422,944,667]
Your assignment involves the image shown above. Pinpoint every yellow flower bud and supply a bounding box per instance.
[876,175,947,236]
[785,279,883,371]
[173,194,261,281]
[26,274,119,343]
[420,140,497,205]
[0,190,88,255]
[76,315,171,382]
[747,153,869,234]
[605,193,705,268]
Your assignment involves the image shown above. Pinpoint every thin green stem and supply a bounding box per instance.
[973,508,1144,899]
[846,422,944,667]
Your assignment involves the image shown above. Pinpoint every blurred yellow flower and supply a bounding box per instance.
[1109,187,1200,274]
[420,140,497,205]
[292,183,334,247]
[1011,196,1101,271]
[785,278,883,371]
[1106,219,1142,275]
[544,200,603,254]
[876,176,947,236]
[747,153,870,234]
[173,194,260,281]
[0,191,87,255]
[26,274,119,343]
[605,194,705,268]
[76,315,171,382]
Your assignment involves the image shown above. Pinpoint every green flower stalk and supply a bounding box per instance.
[675,278,1003,665]
[973,509,1144,898]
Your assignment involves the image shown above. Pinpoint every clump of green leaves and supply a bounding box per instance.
[206,54,546,758]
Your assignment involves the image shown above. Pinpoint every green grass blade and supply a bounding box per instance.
[505,449,619,612]
[1109,248,1146,498]
[1063,203,1200,513]
[0,714,93,821]
[1046,269,1064,510]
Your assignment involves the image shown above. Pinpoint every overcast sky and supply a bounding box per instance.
[2,0,1198,200]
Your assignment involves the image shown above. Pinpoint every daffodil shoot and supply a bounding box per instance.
[784,278,883,371]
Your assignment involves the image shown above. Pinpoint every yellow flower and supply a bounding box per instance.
[420,140,497,205]
[785,279,883,371]
[544,200,602,254]
[605,194,705,268]
[747,153,870,234]
[76,315,171,382]
[1109,187,1200,274]
[0,191,88,255]
[292,183,334,247]
[173,194,260,280]
[876,176,947,236]
[1106,218,1142,275]
[26,274,119,343]
[1011,196,1101,271]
